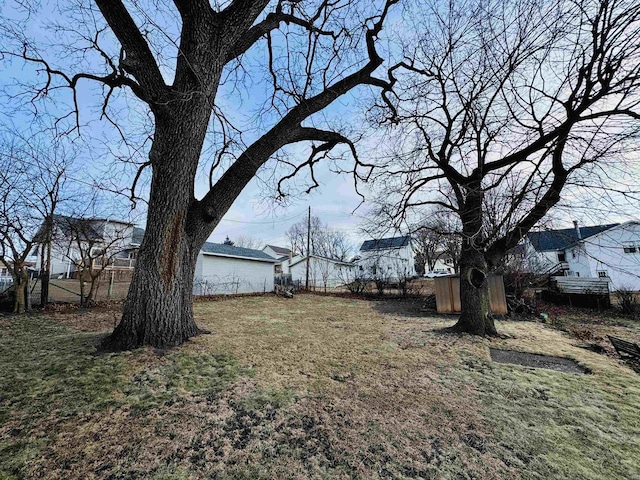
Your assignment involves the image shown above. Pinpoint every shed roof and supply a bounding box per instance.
[360,235,411,252]
[202,242,277,262]
[527,224,618,252]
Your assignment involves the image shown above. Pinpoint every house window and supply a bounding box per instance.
[557,252,566,262]
[597,270,608,278]
[623,243,637,254]
[575,272,580,277]
[572,250,577,258]
[0,268,6,276]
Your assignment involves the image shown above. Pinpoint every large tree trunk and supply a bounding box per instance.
[451,185,497,336]
[452,247,497,335]
[105,103,213,350]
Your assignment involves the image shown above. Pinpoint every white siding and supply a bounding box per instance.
[523,238,564,273]
[357,244,416,280]
[262,246,279,259]
[566,245,591,278]
[194,254,275,295]
[429,258,455,273]
[575,223,640,290]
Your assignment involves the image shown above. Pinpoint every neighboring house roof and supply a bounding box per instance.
[289,254,354,268]
[360,235,411,252]
[201,242,277,262]
[131,227,145,246]
[527,224,619,252]
[264,245,292,256]
[35,215,134,243]
[51,215,102,241]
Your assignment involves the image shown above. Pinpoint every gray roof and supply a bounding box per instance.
[360,235,411,252]
[527,224,618,252]
[131,227,145,245]
[265,245,292,256]
[201,242,277,262]
[47,215,102,241]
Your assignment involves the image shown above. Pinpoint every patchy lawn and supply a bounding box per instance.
[1,295,639,479]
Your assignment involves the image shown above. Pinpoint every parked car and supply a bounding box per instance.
[424,269,452,278]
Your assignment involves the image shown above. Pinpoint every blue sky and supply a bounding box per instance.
[0,0,392,253]
[1,0,637,255]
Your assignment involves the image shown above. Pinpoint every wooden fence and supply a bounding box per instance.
[434,275,508,314]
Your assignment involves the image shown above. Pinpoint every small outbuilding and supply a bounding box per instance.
[194,242,277,296]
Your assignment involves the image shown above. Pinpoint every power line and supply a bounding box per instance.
[218,211,306,225]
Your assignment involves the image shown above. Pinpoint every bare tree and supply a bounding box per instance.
[413,219,444,274]
[286,215,353,260]
[233,235,263,250]
[54,213,132,307]
[2,0,397,348]
[0,137,70,312]
[370,0,640,335]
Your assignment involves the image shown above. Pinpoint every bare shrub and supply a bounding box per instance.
[615,287,638,317]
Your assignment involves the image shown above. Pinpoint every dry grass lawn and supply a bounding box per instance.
[1,294,639,479]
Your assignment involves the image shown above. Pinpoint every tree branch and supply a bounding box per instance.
[94,0,167,100]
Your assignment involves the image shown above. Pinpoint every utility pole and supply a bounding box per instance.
[40,212,52,306]
[305,206,311,289]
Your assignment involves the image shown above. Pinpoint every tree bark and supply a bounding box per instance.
[105,104,212,350]
[12,267,28,314]
[451,185,497,336]
[79,277,86,307]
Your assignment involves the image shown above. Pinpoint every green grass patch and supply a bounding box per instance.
[0,314,254,479]
[459,356,640,480]
[2,297,640,479]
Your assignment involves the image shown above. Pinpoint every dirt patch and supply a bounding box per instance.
[372,297,432,317]
[489,348,589,374]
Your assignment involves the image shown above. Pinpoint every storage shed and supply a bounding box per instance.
[193,242,277,296]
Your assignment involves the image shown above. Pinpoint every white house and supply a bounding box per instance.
[262,245,292,274]
[563,222,640,290]
[0,260,12,288]
[526,221,640,290]
[525,222,618,274]
[194,242,277,295]
[31,215,137,278]
[288,254,355,289]
[357,235,416,280]
[427,255,456,275]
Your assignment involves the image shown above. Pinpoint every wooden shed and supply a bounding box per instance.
[434,275,508,314]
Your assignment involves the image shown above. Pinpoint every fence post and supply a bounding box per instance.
[107,271,114,299]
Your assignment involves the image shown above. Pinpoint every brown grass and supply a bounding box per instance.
[1,294,639,479]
